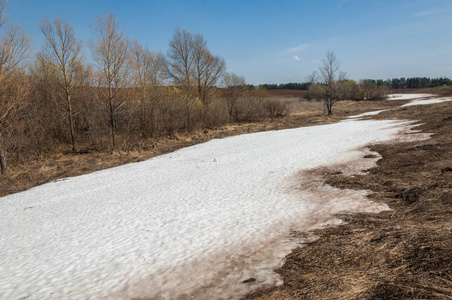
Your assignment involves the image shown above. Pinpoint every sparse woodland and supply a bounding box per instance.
[0,8,281,176]
[0,3,439,177]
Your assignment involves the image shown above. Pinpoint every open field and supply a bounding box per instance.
[245,96,452,299]
[1,91,451,299]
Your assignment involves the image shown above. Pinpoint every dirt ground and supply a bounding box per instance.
[244,99,452,299]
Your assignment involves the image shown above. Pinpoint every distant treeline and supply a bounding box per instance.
[257,77,452,90]
[364,77,452,89]
[257,82,311,90]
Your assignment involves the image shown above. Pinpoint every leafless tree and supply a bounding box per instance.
[130,39,164,135]
[165,28,197,129]
[0,22,31,175]
[38,17,83,151]
[222,72,246,121]
[165,28,194,96]
[165,28,225,105]
[318,50,341,115]
[90,12,130,151]
[191,33,225,105]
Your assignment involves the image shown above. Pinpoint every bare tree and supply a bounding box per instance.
[222,72,246,121]
[165,28,197,130]
[38,17,83,151]
[130,39,164,135]
[191,33,225,105]
[0,22,31,175]
[90,12,130,151]
[165,28,226,105]
[165,28,194,96]
[318,50,342,115]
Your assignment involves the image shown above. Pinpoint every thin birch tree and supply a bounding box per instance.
[130,39,164,135]
[90,12,130,151]
[38,17,83,151]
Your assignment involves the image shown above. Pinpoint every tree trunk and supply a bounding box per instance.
[68,97,76,152]
[186,104,191,131]
[141,97,146,132]
[0,138,7,176]
[110,110,116,152]
[326,99,333,115]
[108,86,116,153]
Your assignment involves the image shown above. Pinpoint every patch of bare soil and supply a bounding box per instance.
[0,99,403,197]
[244,101,452,299]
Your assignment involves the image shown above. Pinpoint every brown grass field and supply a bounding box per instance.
[1,89,451,299]
[267,89,307,98]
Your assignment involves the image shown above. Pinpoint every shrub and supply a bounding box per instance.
[262,98,290,118]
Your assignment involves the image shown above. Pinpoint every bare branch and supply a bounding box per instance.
[0,0,7,28]
[0,23,31,81]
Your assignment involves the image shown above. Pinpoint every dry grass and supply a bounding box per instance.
[245,99,452,299]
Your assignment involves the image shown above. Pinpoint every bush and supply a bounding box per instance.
[262,98,290,118]
[235,96,266,122]
[203,97,229,128]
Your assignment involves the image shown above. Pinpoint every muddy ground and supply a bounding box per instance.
[245,100,452,299]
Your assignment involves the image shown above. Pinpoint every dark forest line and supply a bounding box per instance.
[258,77,452,91]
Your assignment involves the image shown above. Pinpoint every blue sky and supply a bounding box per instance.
[6,0,452,85]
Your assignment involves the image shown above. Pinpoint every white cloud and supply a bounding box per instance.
[283,43,310,54]
[414,11,434,17]
[292,55,301,61]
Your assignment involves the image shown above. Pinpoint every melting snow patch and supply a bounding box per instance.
[348,109,389,119]
[0,119,430,299]
[401,97,452,107]
[387,93,433,100]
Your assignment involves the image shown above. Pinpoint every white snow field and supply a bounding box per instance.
[348,109,389,119]
[0,116,430,299]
